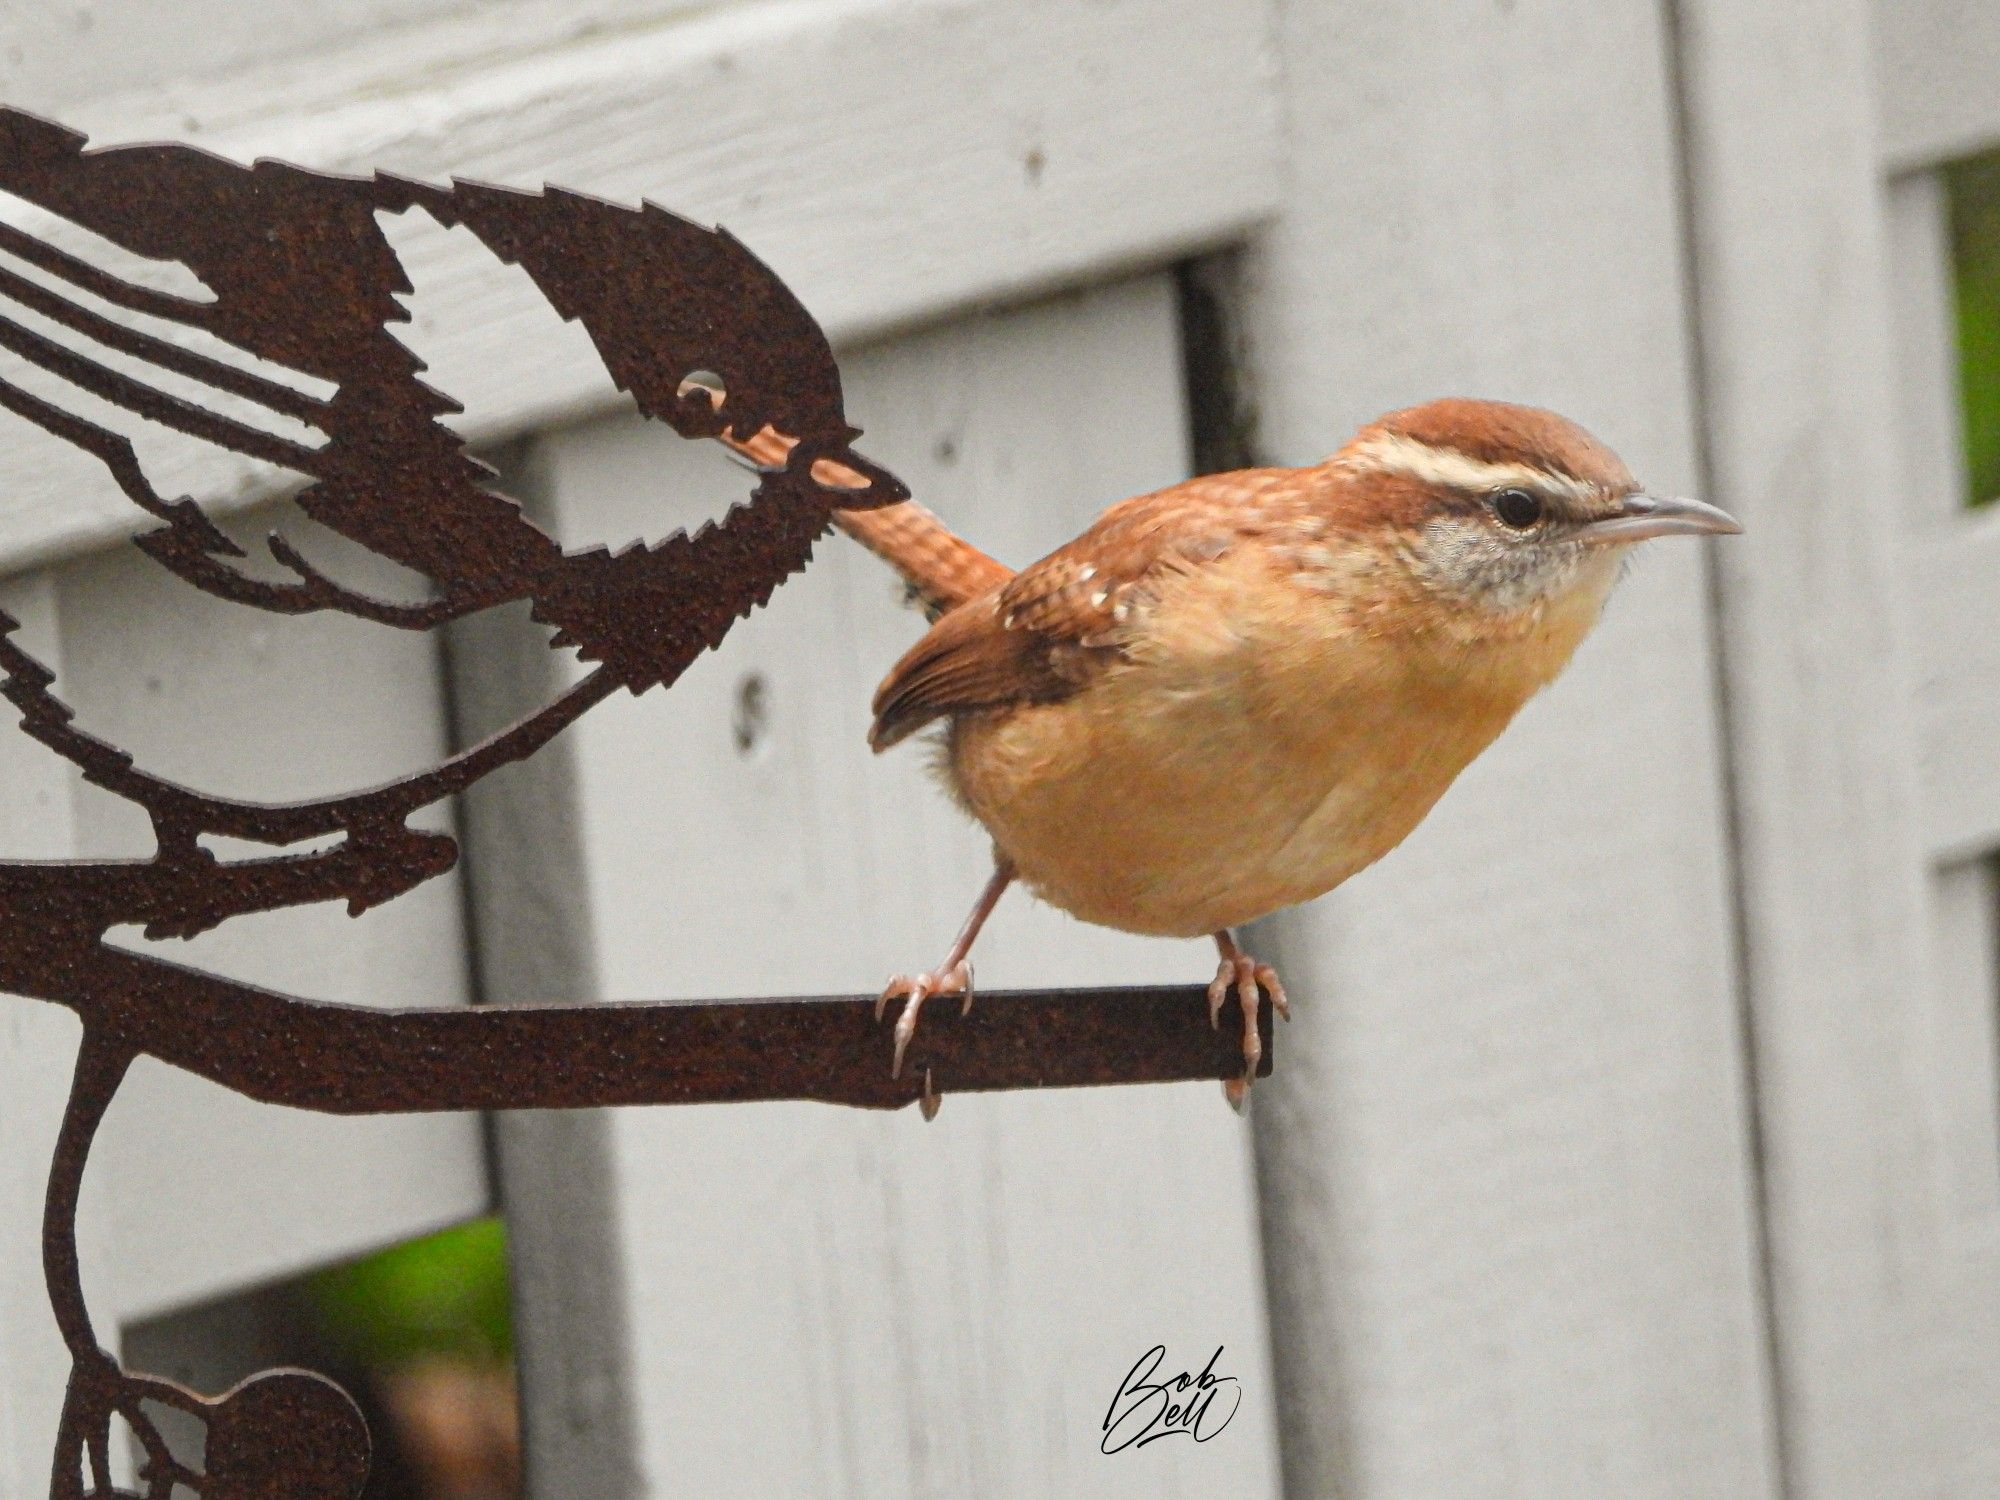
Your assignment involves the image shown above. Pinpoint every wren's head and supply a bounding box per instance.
[1331,398,1739,627]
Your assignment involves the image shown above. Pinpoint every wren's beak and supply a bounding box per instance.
[1577,492,1743,546]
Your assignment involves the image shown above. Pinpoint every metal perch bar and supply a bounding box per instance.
[84,978,1274,1114]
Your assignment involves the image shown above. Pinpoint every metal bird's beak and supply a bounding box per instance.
[1575,492,1743,546]
[820,444,911,509]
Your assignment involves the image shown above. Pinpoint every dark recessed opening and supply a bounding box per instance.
[121,1217,519,1500]
[1943,151,2000,508]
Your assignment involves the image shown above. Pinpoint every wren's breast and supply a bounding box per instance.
[950,668,1517,938]
[945,553,1605,939]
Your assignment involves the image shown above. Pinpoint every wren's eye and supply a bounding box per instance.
[1489,487,1545,530]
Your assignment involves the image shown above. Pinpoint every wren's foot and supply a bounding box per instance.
[876,862,1015,1122]
[1210,935,1288,1112]
[876,962,974,1099]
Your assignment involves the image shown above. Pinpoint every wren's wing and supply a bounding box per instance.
[866,466,1298,748]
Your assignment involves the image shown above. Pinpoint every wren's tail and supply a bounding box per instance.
[830,502,1011,618]
[720,417,1011,617]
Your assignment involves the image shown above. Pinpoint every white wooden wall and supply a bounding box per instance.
[1,1,1999,1497]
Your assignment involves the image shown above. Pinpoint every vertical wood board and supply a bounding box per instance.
[1676,0,2000,1491]
[1234,1,1777,1495]
[471,277,1283,1499]
[42,507,491,1322]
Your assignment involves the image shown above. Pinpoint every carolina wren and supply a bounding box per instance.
[730,398,1739,1114]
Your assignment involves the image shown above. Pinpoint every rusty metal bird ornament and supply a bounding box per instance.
[0,106,908,1500]
[0,105,1265,1498]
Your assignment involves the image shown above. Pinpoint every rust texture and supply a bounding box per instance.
[0,109,1267,1498]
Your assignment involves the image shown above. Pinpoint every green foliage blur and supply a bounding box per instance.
[1947,151,2000,508]
[306,1216,514,1367]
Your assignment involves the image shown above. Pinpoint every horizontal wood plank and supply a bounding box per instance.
[0,0,1281,578]
[0,0,486,117]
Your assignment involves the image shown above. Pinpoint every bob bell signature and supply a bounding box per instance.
[1101,1345,1242,1453]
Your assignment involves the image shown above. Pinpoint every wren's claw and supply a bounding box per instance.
[1207,955,1287,1029]
[875,863,1014,1121]
[876,961,973,1084]
[1210,938,1285,1109]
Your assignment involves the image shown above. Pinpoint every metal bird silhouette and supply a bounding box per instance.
[0,108,1259,1500]
[0,103,912,921]
[0,106,909,1500]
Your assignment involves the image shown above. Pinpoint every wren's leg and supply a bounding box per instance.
[1210,930,1288,1111]
[877,859,1016,1109]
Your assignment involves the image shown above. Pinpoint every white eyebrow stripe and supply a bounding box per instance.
[1337,432,1597,504]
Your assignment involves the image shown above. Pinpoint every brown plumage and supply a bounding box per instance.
[834,497,1010,619]
[868,467,1294,749]
[779,398,1739,1114]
